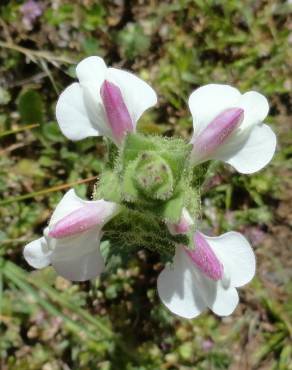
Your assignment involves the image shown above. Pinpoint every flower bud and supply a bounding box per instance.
[185,231,224,280]
[191,108,244,163]
[135,152,174,201]
[100,80,133,144]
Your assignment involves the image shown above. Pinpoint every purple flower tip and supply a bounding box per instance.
[100,80,133,145]
[49,204,102,239]
[192,107,244,162]
[185,231,224,280]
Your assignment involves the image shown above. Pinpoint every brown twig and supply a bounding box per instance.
[0,40,76,66]
[0,176,98,206]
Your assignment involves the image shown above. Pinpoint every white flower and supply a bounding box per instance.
[23,189,119,281]
[56,56,157,145]
[157,231,256,319]
[189,84,277,174]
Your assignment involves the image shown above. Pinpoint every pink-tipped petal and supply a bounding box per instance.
[167,208,194,235]
[49,204,104,239]
[191,108,244,163]
[185,231,224,281]
[174,220,189,234]
[100,80,133,144]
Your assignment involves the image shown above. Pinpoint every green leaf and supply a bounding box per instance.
[0,87,11,105]
[17,89,44,124]
[117,23,151,60]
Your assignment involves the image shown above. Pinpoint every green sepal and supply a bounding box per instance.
[104,138,119,169]
[121,159,140,202]
[93,170,122,203]
[184,184,201,220]
[159,188,185,222]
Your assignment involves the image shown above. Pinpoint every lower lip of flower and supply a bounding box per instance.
[185,231,224,280]
[192,107,244,161]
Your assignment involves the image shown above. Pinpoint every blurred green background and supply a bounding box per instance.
[0,1,291,369]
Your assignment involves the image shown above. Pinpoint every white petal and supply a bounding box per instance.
[157,247,206,319]
[51,228,101,260]
[50,189,86,226]
[188,84,241,135]
[76,56,107,87]
[190,269,239,316]
[224,123,277,174]
[52,249,105,281]
[238,91,269,130]
[51,228,104,281]
[23,237,52,269]
[81,84,112,138]
[56,83,99,140]
[203,231,256,287]
[107,67,157,126]
[75,56,114,139]
[207,283,239,316]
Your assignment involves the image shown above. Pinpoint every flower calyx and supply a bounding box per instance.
[134,152,174,201]
[119,133,194,222]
